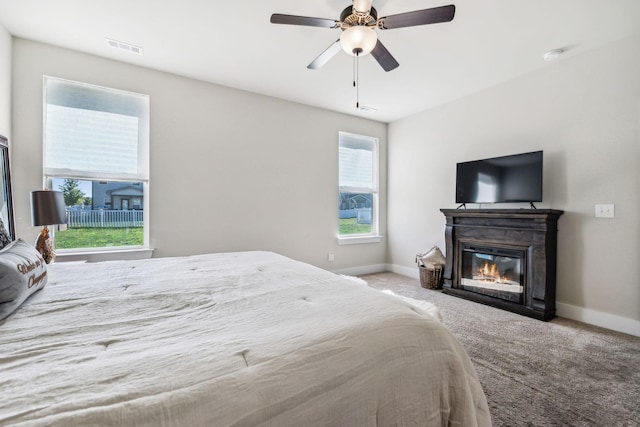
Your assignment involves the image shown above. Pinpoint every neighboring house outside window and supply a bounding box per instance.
[338,131,380,244]
[43,77,150,252]
[92,182,144,210]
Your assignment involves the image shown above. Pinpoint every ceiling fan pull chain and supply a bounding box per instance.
[355,50,360,109]
[353,54,356,88]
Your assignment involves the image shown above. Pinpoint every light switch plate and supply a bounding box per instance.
[595,204,615,218]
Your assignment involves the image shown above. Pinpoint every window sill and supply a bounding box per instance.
[55,248,154,263]
[337,235,382,245]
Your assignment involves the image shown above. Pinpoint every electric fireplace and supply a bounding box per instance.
[460,244,525,304]
[440,209,563,321]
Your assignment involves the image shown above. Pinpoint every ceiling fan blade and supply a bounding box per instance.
[370,40,399,72]
[270,14,339,28]
[307,40,342,70]
[378,5,455,30]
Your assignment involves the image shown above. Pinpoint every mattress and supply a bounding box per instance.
[0,251,490,426]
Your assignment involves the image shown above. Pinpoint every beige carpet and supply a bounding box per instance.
[360,272,640,427]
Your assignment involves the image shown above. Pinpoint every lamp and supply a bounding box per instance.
[340,26,378,56]
[30,190,66,264]
[339,25,378,110]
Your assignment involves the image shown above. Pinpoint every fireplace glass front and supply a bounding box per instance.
[460,245,525,303]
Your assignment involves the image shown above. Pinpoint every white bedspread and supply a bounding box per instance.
[0,251,490,426]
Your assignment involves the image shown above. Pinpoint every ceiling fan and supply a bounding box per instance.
[270,0,456,72]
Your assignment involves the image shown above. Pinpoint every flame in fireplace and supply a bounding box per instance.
[475,261,510,283]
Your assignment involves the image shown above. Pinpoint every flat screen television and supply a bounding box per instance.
[455,151,543,205]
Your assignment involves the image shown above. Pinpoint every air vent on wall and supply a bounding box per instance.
[105,38,143,54]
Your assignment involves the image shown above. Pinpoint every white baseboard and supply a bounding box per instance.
[387,263,420,279]
[330,263,387,276]
[556,302,640,337]
[387,264,640,337]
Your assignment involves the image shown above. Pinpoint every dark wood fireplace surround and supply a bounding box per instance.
[440,209,564,321]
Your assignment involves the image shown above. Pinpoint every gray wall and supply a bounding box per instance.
[11,38,387,271]
[387,35,640,333]
[0,24,10,138]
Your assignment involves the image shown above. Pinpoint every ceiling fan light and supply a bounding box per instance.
[352,0,373,14]
[340,26,377,56]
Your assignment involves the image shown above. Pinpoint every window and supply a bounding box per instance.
[338,132,379,241]
[43,77,149,252]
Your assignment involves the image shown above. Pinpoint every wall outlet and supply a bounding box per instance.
[595,204,615,218]
[327,253,335,262]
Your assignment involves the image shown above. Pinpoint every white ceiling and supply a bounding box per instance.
[1,0,639,123]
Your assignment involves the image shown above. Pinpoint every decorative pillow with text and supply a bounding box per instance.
[0,219,12,250]
[0,238,48,320]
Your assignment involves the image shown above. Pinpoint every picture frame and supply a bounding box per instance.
[0,135,15,240]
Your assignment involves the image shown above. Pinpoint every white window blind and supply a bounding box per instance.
[339,133,376,191]
[44,77,149,181]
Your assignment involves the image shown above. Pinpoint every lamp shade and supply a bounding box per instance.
[340,26,378,56]
[30,191,67,226]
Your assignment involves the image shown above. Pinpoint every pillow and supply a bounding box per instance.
[0,238,48,320]
[0,218,12,250]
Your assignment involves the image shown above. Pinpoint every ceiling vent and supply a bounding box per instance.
[105,38,143,54]
[543,48,564,61]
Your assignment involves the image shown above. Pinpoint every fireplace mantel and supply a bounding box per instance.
[440,208,564,321]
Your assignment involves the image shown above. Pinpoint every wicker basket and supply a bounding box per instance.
[419,265,443,290]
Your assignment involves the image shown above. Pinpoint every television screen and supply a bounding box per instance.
[455,151,543,204]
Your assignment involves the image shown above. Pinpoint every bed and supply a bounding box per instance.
[0,245,491,426]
